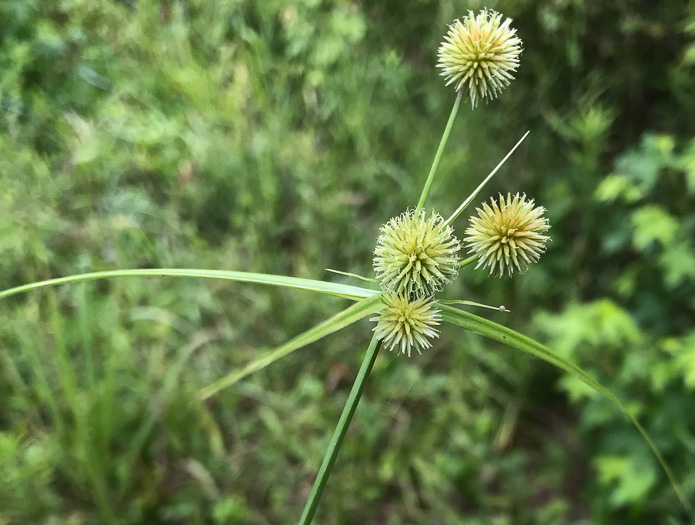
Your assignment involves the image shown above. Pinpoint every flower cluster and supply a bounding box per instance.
[373,210,460,298]
[464,193,550,277]
[371,10,549,358]
[370,293,442,358]
[371,210,460,356]
[437,9,522,107]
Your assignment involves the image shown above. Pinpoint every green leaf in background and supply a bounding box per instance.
[615,135,675,192]
[662,334,695,390]
[595,455,657,508]
[440,304,689,510]
[595,174,644,203]
[631,205,679,251]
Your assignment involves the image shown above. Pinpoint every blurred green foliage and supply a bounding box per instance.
[1,0,694,523]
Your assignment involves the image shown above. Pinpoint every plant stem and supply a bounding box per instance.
[415,91,463,213]
[298,334,382,525]
[459,254,477,269]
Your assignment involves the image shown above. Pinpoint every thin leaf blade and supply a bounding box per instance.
[197,294,384,399]
[0,269,378,302]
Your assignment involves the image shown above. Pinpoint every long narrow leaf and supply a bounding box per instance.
[0,269,378,302]
[441,304,689,510]
[444,131,530,227]
[197,294,384,399]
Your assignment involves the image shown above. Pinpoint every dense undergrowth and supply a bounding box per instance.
[1,0,694,523]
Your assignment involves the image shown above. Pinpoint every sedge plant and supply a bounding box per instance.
[0,9,689,522]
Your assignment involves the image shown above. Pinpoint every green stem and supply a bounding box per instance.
[444,130,530,227]
[459,254,477,269]
[415,91,463,213]
[298,334,382,525]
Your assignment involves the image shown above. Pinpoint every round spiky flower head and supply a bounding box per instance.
[371,293,441,357]
[465,193,550,277]
[437,9,522,107]
[373,210,460,297]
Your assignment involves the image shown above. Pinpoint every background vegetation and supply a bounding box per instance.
[1,0,695,523]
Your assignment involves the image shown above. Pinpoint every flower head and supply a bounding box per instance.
[371,293,441,357]
[437,9,522,107]
[373,210,460,297]
[465,193,550,277]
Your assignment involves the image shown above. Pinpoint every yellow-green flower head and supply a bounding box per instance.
[371,293,441,357]
[437,9,522,107]
[373,210,460,297]
[464,193,550,277]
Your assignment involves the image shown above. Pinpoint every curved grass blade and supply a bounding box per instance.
[197,294,383,400]
[439,299,510,313]
[441,304,690,510]
[0,269,378,302]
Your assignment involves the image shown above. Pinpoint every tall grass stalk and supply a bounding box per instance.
[415,91,462,213]
[298,335,382,524]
